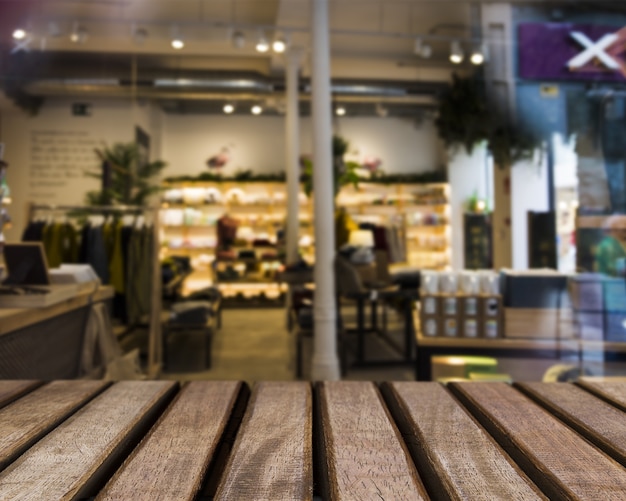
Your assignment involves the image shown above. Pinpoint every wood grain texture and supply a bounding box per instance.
[97,381,242,501]
[577,380,626,412]
[0,380,109,471]
[518,382,626,468]
[215,381,312,501]
[450,382,626,500]
[0,380,42,409]
[0,380,177,501]
[382,382,545,501]
[318,381,427,501]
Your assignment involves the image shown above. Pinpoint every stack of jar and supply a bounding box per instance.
[419,270,503,339]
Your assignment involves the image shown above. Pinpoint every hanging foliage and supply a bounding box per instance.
[435,72,540,168]
[85,142,167,206]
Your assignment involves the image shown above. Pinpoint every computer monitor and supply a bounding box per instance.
[2,243,51,285]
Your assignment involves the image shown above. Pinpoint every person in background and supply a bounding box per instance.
[596,215,626,276]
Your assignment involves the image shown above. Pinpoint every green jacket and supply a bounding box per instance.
[596,236,626,276]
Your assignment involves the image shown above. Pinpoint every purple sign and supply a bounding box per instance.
[518,23,626,81]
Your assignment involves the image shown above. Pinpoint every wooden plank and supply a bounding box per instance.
[0,380,177,501]
[450,382,626,500]
[317,381,427,501]
[0,380,42,409]
[577,380,626,412]
[0,286,114,336]
[98,381,244,501]
[518,382,626,468]
[215,382,312,501]
[382,382,545,500]
[0,380,109,471]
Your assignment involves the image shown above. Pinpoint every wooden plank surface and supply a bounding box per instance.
[0,380,177,501]
[382,382,545,500]
[518,382,626,468]
[98,381,243,501]
[0,380,42,409]
[0,286,114,336]
[450,382,626,500]
[577,380,626,412]
[0,380,109,471]
[317,381,427,501]
[215,382,312,501]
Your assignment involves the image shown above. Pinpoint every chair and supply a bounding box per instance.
[335,254,414,365]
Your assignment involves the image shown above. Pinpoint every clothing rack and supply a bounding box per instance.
[27,203,163,378]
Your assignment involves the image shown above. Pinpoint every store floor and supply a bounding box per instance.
[152,306,415,383]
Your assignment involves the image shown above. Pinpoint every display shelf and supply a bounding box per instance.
[337,181,452,270]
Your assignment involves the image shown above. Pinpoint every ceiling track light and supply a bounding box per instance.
[256,31,269,53]
[413,38,432,59]
[132,24,148,45]
[251,104,263,115]
[70,22,88,44]
[232,30,246,49]
[223,103,235,114]
[335,106,346,116]
[171,25,184,50]
[449,39,464,64]
[272,34,287,53]
[12,28,27,40]
[470,42,487,65]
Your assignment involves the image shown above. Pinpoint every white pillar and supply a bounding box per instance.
[285,48,302,265]
[310,0,340,381]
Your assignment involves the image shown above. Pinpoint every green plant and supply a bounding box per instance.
[85,142,167,206]
[435,72,540,168]
[301,135,360,198]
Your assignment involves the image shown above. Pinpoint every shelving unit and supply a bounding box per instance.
[337,182,452,270]
[160,181,312,300]
[160,180,452,298]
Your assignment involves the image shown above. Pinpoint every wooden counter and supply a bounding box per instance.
[415,329,626,381]
[0,286,114,379]
[1,380,626,499]
[0,286,114,336]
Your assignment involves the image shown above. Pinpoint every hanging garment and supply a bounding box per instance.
[42,222,78,268]
[83,224,110,284]
[22,221,46,242]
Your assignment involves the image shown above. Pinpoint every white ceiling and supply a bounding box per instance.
[0,0,615,114]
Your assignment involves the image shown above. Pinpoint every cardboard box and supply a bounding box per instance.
[503,307,576,339]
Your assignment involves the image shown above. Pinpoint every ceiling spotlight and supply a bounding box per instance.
[272,36,287,53]
[251,104,263,115]
[256,31,269,53]
[413,38,432,59]
[171,37,184,50]
[223,103,235,114]
[12,28,26,40]
[449,40,464,64]
[70,23,88,44]
[470,43,487,65]
[132,25,148,45]
[232,30,246,49]
[335,106,346,116]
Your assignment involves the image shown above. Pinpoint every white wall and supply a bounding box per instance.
[447,144,490,270]
[553,132,578,189]
[2,97,152,241]
[162,114,441,178]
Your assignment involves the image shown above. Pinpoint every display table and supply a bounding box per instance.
[0,286,114,379]
[1,379,626,499]
[415,330,626,381]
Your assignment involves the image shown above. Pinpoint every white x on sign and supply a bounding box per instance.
[567,31,620,70]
